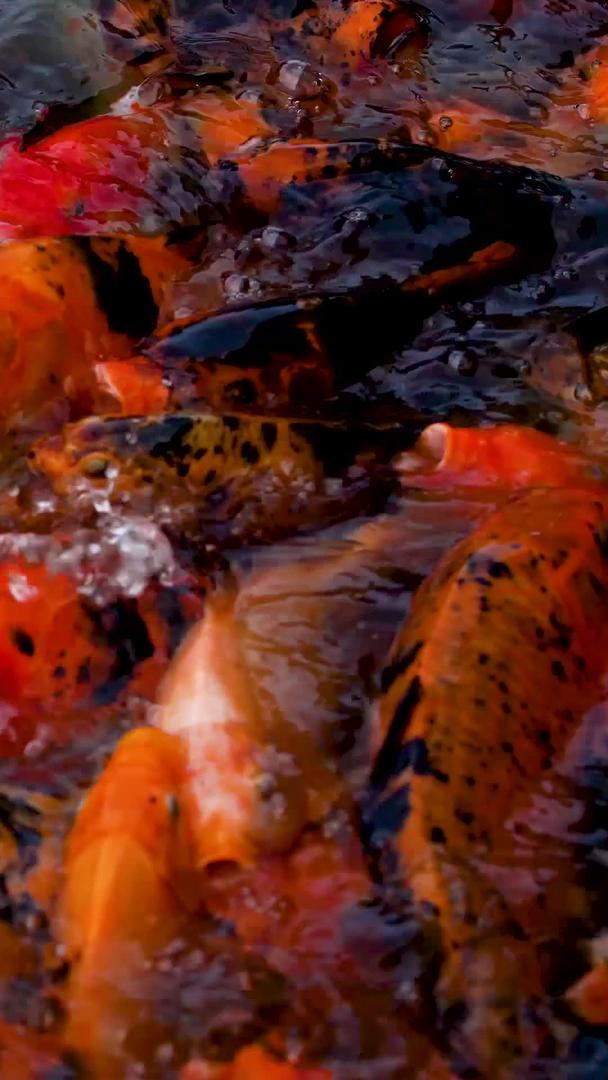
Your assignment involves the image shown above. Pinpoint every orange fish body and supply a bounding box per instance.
[59,726,199,1070]
[397,421,604,493]
[368,481,608,1073]
[0,235,195,422]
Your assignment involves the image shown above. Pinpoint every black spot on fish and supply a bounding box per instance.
[77,660,91,685]
[370,676,423,788]
[11,629,35,657]
[76,239,158,339]
[241,441,261,465]
[144,417,195,462]
[593,524,608,560]
[551,659,567,683]
[487,560,513,579]
[261,422,278,451]
[380,640,423,694]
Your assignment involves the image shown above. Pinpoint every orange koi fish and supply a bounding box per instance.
[397,422,604,493]
[155,590,347,873]
[0,235,193,422]
[58,726,199,1069]
[0,538,203,759]
[368,427,608,1073]
[57,601,362,1071]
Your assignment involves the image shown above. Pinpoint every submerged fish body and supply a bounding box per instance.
[368,482,608,1073]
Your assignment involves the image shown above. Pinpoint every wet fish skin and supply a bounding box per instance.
[368,474,608,1074]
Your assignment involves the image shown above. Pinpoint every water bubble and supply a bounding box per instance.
[45,516,178,605]
[7,572,38,603]
[448,348,478,376]
[260,226,293,251]
[224,273,261,300]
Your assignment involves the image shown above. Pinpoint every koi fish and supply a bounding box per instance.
[0,557,114,757]
[97,0,172,63]
[57,602,362,1070]
[31,411,402,547]
[154,591,348,874]
[0,89,269,237]
[367,427,608,1074]
[0,235,192,422]
[0,532,204,760]
[58,725,199,1070]
[97,238,521,418]
[397,421,604,493]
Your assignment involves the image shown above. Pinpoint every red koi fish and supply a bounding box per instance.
[0,91,269,237]
[368,426,608,1074]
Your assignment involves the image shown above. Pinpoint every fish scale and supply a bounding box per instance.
[368,487,608,1075]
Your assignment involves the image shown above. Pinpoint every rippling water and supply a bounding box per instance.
[1,2,608,1077]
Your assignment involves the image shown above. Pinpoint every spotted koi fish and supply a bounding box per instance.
[0,543,202,759]
[31,411,403,546]
[97,0,171,56]
[97,239,521,418]
[367,430,608,1074]
[0,235,193,422]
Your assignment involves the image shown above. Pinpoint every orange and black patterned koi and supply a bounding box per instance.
[99,239,521,417]
[31,411,405,547]
[367,437,608,1073]
[0,235,193,423]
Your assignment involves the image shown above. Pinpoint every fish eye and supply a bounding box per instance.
[80,454,109,478]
